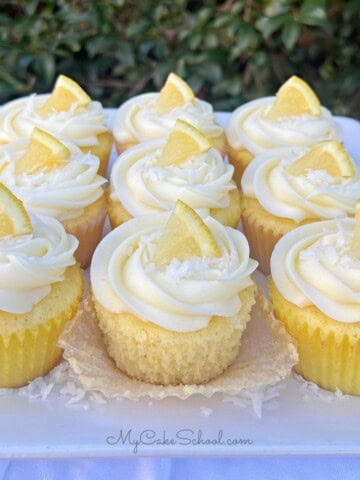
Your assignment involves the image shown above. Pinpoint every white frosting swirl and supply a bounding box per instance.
[110,139,236,216]
[0,140,106,221]
[226,97,342,153]
[113,93,223,144]
[0,214,78,314]
[0,94,108,147]
[271,219,360,323]
[91,214,258,332]
[241,146,359,222]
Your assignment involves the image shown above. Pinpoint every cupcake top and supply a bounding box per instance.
[0,184,78,314]
[113,73,223,146]
[271,217,360,323]
[91,201,257,332]
[226,76,342,154]
[241,141,359,222]
[0,75,108,148]
[110,120,235,216]
[0,128,106,221]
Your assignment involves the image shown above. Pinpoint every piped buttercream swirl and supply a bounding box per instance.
[110,139,236,216]
[0,94,108,147]
[113,93,223,145]
[0,140,106,221]
[241,146,359,222]
[271,219,360,322]
[0,214,78,314]
[91,214,258,332]
[226,97,342,153]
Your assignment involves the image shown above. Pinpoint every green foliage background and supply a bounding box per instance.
[0,0,359,117]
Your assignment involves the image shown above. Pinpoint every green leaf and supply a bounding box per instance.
[124,20,150,38]
[256,13,291,38]
[205,32,218,49]
[189,33,202,50]
[231,24,260,58]
[299,1,327,26]
[195,62,223,83]
[250,51,268,68]
[86,37,116,58]
[281,21,301,51]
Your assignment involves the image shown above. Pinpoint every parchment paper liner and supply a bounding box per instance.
[58,288,298,401]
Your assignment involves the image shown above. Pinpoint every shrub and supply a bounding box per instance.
[0,0,359,117]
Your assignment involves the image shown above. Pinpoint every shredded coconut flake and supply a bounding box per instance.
[222,382,285,419]
[295,373,350,403]
[200,406,213,417]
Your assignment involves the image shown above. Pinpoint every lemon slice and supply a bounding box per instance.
[157,119,213,167]
[153,200,221,265]
[155,72,195,115]
[0,183,32,239]
[286,141,355,178]
[267,75,321,121]
[351,200,360,259]
[15,127,70,175]
[39,74,91,115]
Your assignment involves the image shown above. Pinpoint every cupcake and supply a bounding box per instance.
[0,184,84,388]
[91,200,258,385]
[240,140,359,274]
[0,127,107,268]
[269,210,360,395]
[108,119,241,229]
[226,76,342,185]
[0,75,113,176]
[113,72,226,155]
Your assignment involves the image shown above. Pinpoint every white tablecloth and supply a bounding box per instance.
[1,458,360,479]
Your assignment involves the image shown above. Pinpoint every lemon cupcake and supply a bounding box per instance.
[226,76,342,185]
[0,128,107,268]
[91,200,258,386]
[108,120,241,229]
[240,140,359,274]
[0,75,113,176]
[269,211,360,395]
[0,184,83,388]
[113,72,226,155]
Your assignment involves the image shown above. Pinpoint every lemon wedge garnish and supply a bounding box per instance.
[153,200,221,265]
[157,119,213,167]
[351,200,360,259]
[15,127,70,175]
[0,183,32,239]
[38,74,91,115]
[286,141,355,178]
[155,72,195,115]
[267,75,321,121]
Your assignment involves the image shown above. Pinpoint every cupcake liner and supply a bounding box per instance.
[0,265,83,389]
[210,187,242,228]
[241,208,283,275]
[65,202,107,269]
[211,132,227,156]
[269,277,360,396]
[58,289,298,400]
[0,316,68,388]
[81,130,113,177]
[114,139,139,155]
[106,191,133,229]
[227,145,254,186]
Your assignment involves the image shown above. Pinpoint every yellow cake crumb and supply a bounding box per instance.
[93,284,257,386]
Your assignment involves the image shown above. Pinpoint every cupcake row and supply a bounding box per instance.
[0,72,358,398]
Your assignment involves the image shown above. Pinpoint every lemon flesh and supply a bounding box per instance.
[153,200,221,265]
